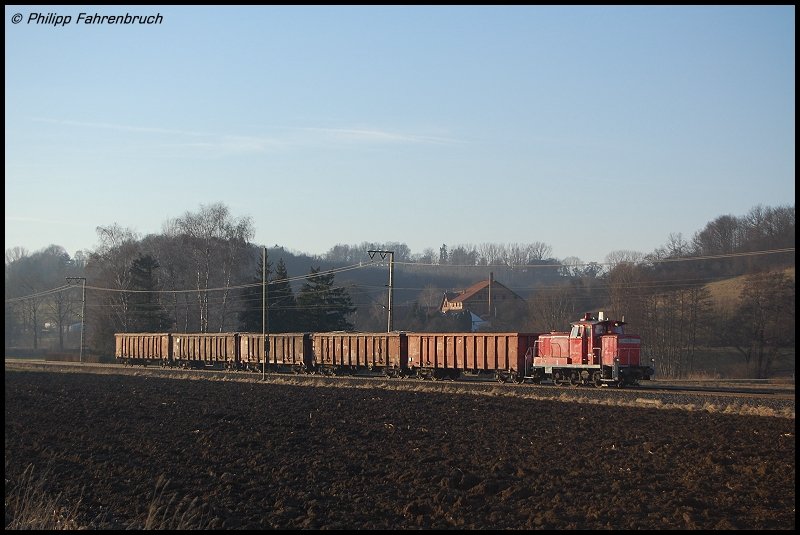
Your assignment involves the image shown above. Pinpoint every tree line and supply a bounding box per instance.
[5,202,795,378]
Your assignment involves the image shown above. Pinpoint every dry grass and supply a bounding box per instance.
[4,464,211,530]
[140,475,211,530]
[4,462,82,530]
[237,374,796,419]
[5,361,795,421]
[704,266,795,314]
[704,274,749,312]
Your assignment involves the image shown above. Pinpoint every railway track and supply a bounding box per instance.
[6,358,795,418]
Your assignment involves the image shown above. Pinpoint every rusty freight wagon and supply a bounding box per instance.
[312,332,408,377]
[405,332,539,382]
[238,332,313,373]
[171,332,238,369]
[115,333,172,367]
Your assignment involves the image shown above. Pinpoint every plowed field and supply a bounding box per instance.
[4,368,795,530]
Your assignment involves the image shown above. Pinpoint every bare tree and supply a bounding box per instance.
[528,282,575,332]
[527,242,553,262]
[417,285,443,311]
[73,250,89,270]
[504,243,529,267]
[604,251,646,326]
[655,232,691,258]
[559,256,585,278]
[692,214,742,256]
[85,225,142,354]
[172,203,254,332]
[725,271,795,378]
[5,245,77,351]
[742,204,795,254]
[412,248,436,264]
[476,243,502,266]
[324,244,356,263]
[5,246,28,266]
[146,231,194,331]
[639,286,713,378]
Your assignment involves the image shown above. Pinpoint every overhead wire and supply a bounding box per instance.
[5,247,794,304]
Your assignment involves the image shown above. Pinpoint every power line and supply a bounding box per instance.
[5,248,794,303]
[393,247,795,268]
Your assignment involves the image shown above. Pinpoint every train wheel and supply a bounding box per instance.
[553,372,565,386]
[569,373,580,387]
[593,372,603,388]
[512,373,525,384]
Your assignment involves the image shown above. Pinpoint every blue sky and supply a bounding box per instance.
[5,5,795,263]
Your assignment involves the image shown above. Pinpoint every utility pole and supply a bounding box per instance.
[367,250,394,332]
[488,271,493,319]
[262,246,269,381]
[66,277,86,363]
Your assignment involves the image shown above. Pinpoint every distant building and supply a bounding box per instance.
[440,273,526,330]
[467,311,489,332]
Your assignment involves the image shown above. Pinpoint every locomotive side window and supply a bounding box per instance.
[595,324,605,335]
[570,325,580,337]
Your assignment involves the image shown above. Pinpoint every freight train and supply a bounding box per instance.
[115,312,654,387]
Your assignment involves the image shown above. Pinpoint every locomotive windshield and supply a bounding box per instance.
[570,321,625,337]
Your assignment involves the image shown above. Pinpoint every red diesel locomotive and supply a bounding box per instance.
[521,312,654,386]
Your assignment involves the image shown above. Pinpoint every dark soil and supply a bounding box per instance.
[4,369,796,530]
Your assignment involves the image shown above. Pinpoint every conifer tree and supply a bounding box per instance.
[296,266,356,331]
[268,258,298,332]
[128,254,172,332]
[238,254,272,332]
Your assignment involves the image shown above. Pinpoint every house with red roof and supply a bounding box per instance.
[439,273,526,330]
